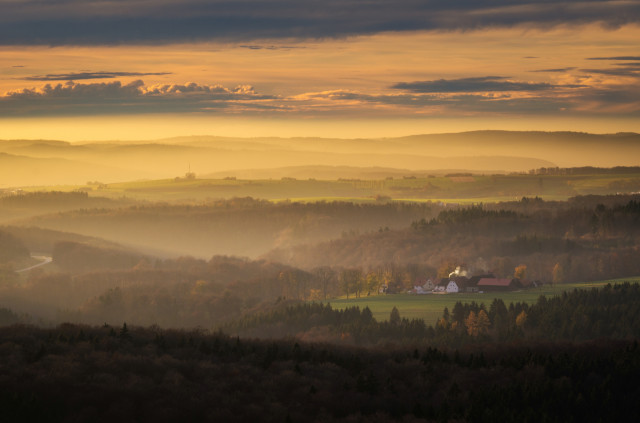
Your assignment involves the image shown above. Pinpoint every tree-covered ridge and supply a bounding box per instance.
[412,205,519,228]
[530,166,640,175]
[526,282,640,340]
[2,254,313,327]
[0,322,638,423]
[223,283,640,346]
[267,196,640,283]
[0,229,29,264]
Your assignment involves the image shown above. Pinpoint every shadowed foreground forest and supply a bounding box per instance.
[1,322,638,422]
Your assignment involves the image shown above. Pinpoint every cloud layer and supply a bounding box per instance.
[1,0,639,45]
[3,74,638,118]
[390,77,582,93]
[0,80,274,116]
[21,72,172,81]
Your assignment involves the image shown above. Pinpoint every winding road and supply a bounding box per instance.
[16,255,53,273]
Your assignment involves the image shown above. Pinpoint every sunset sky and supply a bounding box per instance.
[1,0,639,140]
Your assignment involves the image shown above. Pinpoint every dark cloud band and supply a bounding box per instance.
[1,1,639,45]
[390,77,584,93]
[21,72,172,81]
[2,78,638,118]
[587,56,640,61]
[0,80,274,117]
[530,68,577,73]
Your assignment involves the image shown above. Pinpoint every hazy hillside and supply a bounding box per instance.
[3,131,639,186]
[1,225,134,255]
[200,161,550,180]
[264,195,640,283]
[0,229,30,264]
[15,200,438,258]
[0,152,150,187]
[0,191,133,223]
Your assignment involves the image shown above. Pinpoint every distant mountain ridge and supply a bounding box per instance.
[201,160,555,180]
[1,130,638,186]
[0,152,150,187]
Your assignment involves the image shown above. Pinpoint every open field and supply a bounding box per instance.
[10,170,640,203]
[327,277,640,324]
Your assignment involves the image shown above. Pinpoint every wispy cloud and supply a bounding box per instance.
[294,89,576,115]
[587,56,640,61]
[239,45,304,51]
[580,67,640,77]
[1,1,638,45]
[21,71,172,81]
[530,67,577,73]
[580,62,640,77]
[390,77,584,93]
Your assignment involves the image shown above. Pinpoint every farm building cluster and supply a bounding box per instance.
[403,275,529,295]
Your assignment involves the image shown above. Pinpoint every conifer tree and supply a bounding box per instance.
[389,306,401,325]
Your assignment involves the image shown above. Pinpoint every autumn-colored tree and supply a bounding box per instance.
[466,310,490,337]
[516,310,527,328]
[514,264,527,280]
[365,271,380,296]
[437,317,449,330]
[476,310,490,335]
[437,261,456,279]
[465,311,477,336]
[308,288,323,301]
[552,263,564,285]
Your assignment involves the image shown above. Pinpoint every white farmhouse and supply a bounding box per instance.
[446,280,459,293]
[422,279,435,291]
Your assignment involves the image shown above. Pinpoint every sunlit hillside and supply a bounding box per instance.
[2,131,639,187]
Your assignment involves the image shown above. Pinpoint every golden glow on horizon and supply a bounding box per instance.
[0,115,638,142]
[1,25,639,139]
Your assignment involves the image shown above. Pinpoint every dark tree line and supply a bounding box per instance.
[222,282,640,346]
[0,322,638,422]
[530,166,640,175]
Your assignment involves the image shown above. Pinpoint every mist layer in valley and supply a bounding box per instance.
[2,131,640,186]
[1,190,640,331]
[0,131,639,346]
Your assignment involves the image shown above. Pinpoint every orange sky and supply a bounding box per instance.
[1,8,639,140]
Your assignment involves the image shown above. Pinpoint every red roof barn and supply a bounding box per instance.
[477,278,522,291]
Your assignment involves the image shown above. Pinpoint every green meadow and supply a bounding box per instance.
[326,277,640,324]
